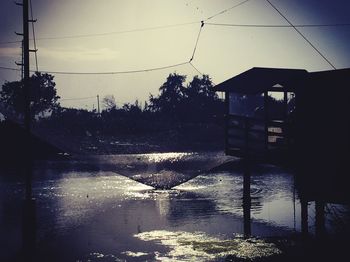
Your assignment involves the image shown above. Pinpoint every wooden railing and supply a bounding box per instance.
[225,114,290,157]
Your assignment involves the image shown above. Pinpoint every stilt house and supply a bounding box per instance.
[214,67,350,173]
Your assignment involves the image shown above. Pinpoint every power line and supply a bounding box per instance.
[0,0,250,46]
[59,96,126,106]
[189,62,203,76]
[1,21,349,46]
[0,40,23,45]
[60,96,96,101]
[40,61,189,75]
[0,61,190,75]
[265,0,336,70]
[0,0,342,76]
[205,0,251,21]
[190,21,204,62]
[189,62,217,85]
[3,20,350,46]
[0,21,199,45]
[0,66,20,72]
[38,21,199,40]
[206,22,350,28]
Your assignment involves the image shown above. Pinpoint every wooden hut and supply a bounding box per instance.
[213,67,350,173]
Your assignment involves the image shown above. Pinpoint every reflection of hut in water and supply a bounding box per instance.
[213,67,350,201]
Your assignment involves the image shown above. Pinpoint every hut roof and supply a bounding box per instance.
[213,67,308,94]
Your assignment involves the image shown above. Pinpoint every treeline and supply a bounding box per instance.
[37,73,225,137]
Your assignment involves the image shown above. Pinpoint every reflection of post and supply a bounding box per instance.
[22,199,36,260]
[301,199,308,236]
[243,161,251,238]
[225,92,229,154]
[315,201,326,239]
[283,91,289,149]
[264,91,269,150]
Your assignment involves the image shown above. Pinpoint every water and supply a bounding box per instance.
[0,152,349,261]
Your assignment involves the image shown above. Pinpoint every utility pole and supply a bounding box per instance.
[97,95,100,115]
[16,1,37,259]
[16,0,36,200]
[23,0,32,201]
[18,40,24,80]
[23,0,30,136]
[15,0,32,200]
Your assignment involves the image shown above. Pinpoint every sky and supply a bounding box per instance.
[0,0,349,110]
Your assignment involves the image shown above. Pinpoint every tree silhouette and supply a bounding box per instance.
[102,95,117,111]
[149,73,186,119]
[147,73,224,122]
[0,72,60,119]
[185,74,216,100]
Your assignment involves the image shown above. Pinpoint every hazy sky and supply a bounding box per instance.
[0,0,349,110]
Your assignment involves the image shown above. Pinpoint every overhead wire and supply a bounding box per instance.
[0,0,344,76]
[0,66,20,72]
[60,96,96,101]
[265,0,336,70]
[35,21,199,40]
[0,40,23,45]
[0,21,199,45]
[205,0,251,21]
[190,21,204,62]
[0,0,252,75]
[0,0,250,45]
[205,22,350,28]
[0,61,190,75]
[2,21,350,46]
[189,62,203,76]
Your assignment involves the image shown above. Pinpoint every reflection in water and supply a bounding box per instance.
[243,164,251,238]
[144,152,192,163]
[301,199,308,235]
[0,153,349,261]
[22,198,37,262]
[122,251,149,257]
[85,152,233,189]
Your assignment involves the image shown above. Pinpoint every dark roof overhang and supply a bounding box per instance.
[213,67,309,94]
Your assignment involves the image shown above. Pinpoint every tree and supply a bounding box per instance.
[185,74,216,100]
[182,74,222,122]
[148,73,186,118]
[0,72,60,119]
[102,95,117,111]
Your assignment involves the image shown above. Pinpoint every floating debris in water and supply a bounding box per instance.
[135,230,282,261]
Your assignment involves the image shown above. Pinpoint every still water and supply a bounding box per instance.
[0,152,349,261]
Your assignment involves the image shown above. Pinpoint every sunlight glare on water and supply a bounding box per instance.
[143,152,193,163]
[135,230,281,261]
